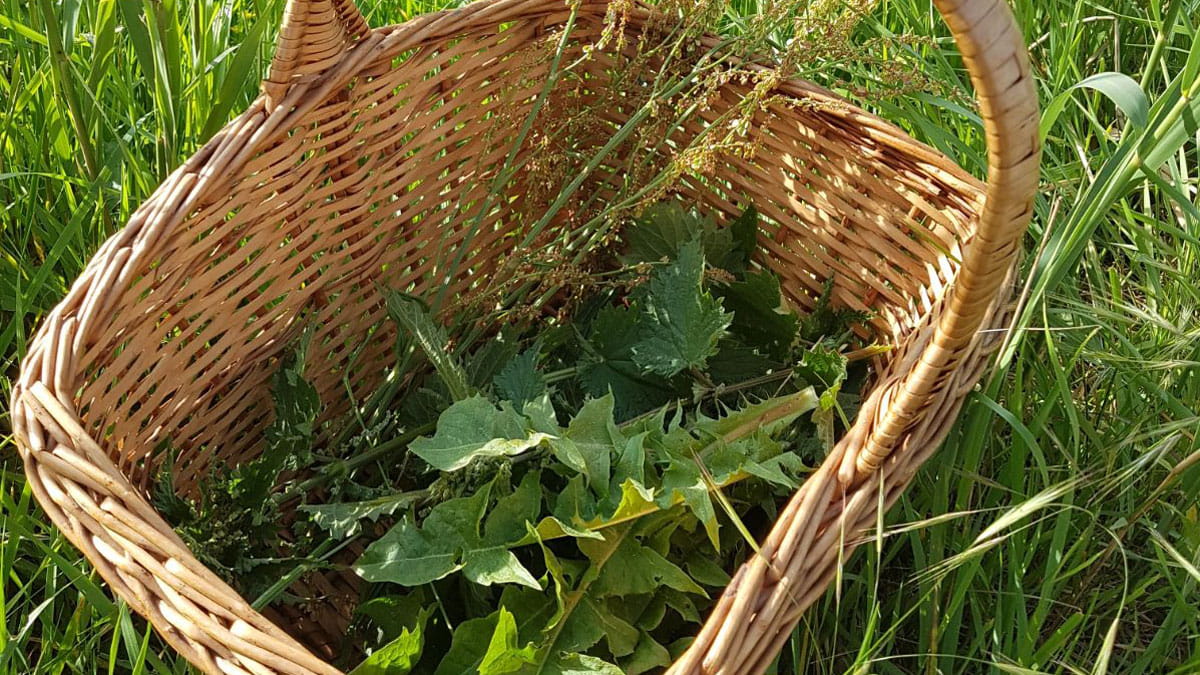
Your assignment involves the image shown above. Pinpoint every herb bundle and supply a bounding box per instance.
[157,200,869,674]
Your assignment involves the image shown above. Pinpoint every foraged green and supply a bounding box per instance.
[2,0,1199,673]
[155,202,866,673]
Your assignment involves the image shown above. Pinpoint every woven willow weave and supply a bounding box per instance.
[11,0,1039,672]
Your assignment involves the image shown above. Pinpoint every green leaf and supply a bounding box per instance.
[552,654,624,675]
[658,459,720,549]
[716,270,799,360]
[796,343,849,410]
[434,614,503,675]
[621,203,712,264]
[357,482,540,590]
[350,606,432,675]
[549,395,620,495]
[479,608,538,675]
[355,517,460,587]
[411,396,552,472]
[485,471,544,544]
[631,239,732,376]
[799,278,870,342]
[577,598,640,658]
[236,333,320,505]
[722,205,759,274]
[300,491,422,539]
[1040,71,1150,141]
[623,633,672,675]
[579,530,706,598]
[387,291,473,402]
[496,348,548,411]
[357,595,427,644]
[579,305,680,421]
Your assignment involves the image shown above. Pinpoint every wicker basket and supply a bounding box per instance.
[11,0,1038,672]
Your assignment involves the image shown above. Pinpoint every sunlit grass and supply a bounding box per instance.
[1,0,1197,672]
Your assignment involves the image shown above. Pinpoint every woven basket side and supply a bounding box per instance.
[668,0,1040,670]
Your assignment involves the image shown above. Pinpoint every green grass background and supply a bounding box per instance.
[1,0,1198,672]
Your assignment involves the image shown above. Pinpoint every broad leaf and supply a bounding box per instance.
[631,239,732,376]
[350,606,432,675]
[410,396,552,472]
[579,305,680,421]
[716,270,799,360]
[356,482,540,589]
[479,608,538,675]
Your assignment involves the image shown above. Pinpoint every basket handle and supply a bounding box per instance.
[263,0,370,105]
[846,0,1040,482]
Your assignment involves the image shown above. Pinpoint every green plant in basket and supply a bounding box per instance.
[156,199,870,673]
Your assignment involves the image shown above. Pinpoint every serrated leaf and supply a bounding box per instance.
[236,334,320,505]
[716,270,799,360]
[579,305,680,421]
[631,239,732,376]
[620,203,712,264]
[300,491,422,539]
[410,396,552,472]
[796,343,849,392]
[387,291,473,401]
[722,205,759,274]
[496,348,547,411]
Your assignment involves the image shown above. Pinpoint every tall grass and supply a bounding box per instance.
[1,0,1197,673]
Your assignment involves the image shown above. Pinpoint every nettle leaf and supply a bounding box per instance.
[496,348,547,411]
[356,482,540,589]
[796,343,849,411]
[717,270,799,360]
[236,335,320,505]
[350,605,432,675]
[300,491,422,539]
[631,239,732,377]
[720,205,759,275]
[411,396,552,472]
[578,305,680,421]
[621,202,712,264]
[621,202,756,275]
[799,277,871,342]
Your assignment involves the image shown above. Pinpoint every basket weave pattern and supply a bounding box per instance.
[11,0,1039,673]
